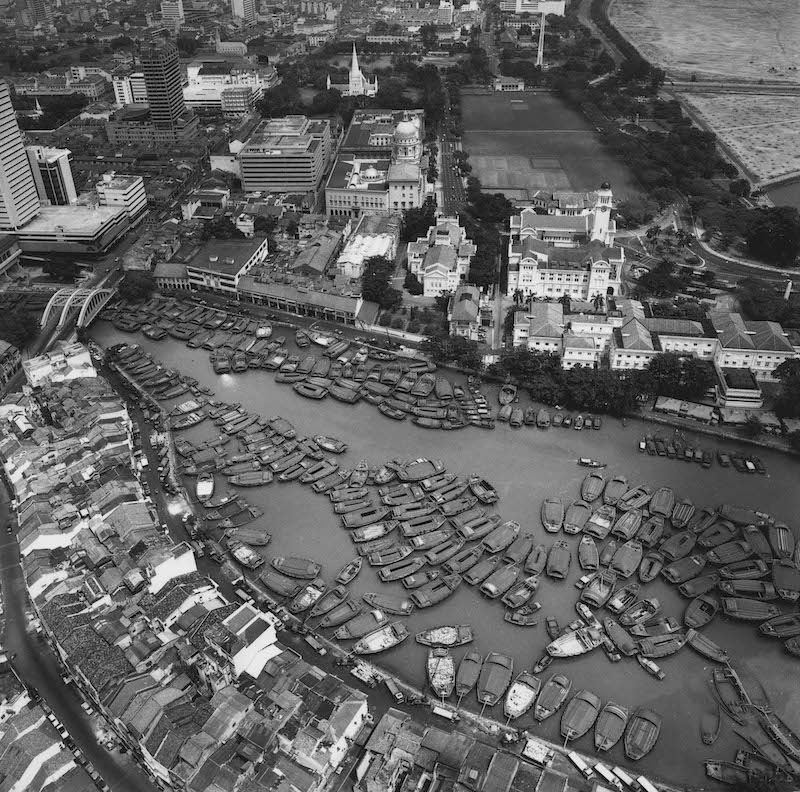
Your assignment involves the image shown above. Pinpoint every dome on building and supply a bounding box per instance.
[363,165,380,181]
[394,117,419,141]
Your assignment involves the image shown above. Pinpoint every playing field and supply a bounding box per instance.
[609,0,800,83]
[461,92,643,200]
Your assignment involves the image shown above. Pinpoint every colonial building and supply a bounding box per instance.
[512,301,563,352]
[327,44,377,97]
[506,184,622,300]
[407,216,476,297]
[448,285,490,342]
[326,113,425,218]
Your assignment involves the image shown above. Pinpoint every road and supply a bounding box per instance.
[575,0,626,66]
[439,138,467,215]
[0,488,157,792]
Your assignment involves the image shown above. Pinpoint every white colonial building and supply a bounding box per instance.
[407,216,476,297]
[506,183,623,300]
[327,44,377,97]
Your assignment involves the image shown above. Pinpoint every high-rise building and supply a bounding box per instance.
[160,0,184,28]
[231,0,256,24]
[26,146,77,206]
[0,82,40,231]
[140,42,187,132]
[113,73,148,106]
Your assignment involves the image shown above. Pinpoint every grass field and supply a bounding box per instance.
[681,93,800,183]
[609,0,800,83]
[461,93,643,200]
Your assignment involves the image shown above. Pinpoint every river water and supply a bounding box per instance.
[92,323,800,788]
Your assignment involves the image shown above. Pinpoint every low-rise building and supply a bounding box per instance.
[153,261,190,290]
[407,216,476,297]
[711,312,795,381]
[561,333,598,369]
[185,237,269,293]
[494,75,524,91]
[0,235,22,276]
[96,173,148,226]
[513,301,563,352]
[448,285,485,341]
[336,212,401,280]
[0,341,21,390]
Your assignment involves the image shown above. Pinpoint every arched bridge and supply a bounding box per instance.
[41,287,114,329]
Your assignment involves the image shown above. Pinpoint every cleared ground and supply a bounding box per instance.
[681,93,800,183]
[461,93,643,199]
[609,0,800,83]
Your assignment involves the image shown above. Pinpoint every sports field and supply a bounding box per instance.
[461,92,643,201]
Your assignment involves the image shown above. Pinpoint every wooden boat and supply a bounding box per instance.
[772,558,800,601]
[545,617,561,641]
[455,652,482,699]
[318,600,362,628]
[785,636,800,657]
[416,625,473,648]
[578,457,605,468]
[463,555,501,586]
[342,505,391,529]
[620,597,661,627]
[378,556,426,582]
[761,613,800,638]
[599,539,618,568]
[611,510,643,542]
[468,475,499,504]
[687,506,718,534]
[561,690,602,742]
[504,605,541,626]
[574,414,584,430]
[310,585,348,618]
[541,497,564,532]
[368,545,413,567]
[629,617,681,638]
[607,582,640,615]
[707,539,753,566]
[624,709,662,760]
[335,557,362,585]
[424,536,465,565]
[481,563,520,599]
[481,521,520,554]
[329,486,370,504]
[618,485,651,512]
[289,578,327,613]
[525,544,549,574]
[701,703,721,745]
[441,545,483,575]
[604,618,638,656]
[504,533,535,565]
[353,622,409,655]
[721,598,781,621]
[719,559,770,579]
[742,525,774,564]
[581,471,605,502]
[595,702,629,752]
[580,569,617,608]
[636,516,664,548]
[427,647,456,698]
[535,408,550,428]
[409,529,453,551]
[546,540,571,579]
[196,472,215,502]
[455,511,501,540]
[584,505,616,540]
[578,536,599,570]
[412,574,462,608]
[547,627,604,658]
[704,761,750,785]
[768,523,795,559]
[671,498,696,530]
[638,551,664,583]
[762,713,800,762]
[532,655,553,674]
[660,530,697,561]
[477,653,514,706]
[718,579,777,600]
[637,633,686,658]
[661,554,706,584]
[684,628,729,663]
[685,594,719,628]
[609,540,644,579]
[502,575,540,609]
[603,475,628,506]
[402,569,440,590]
[564,500,593,535]
[636,655,665,681]
[534,674,572,721]
[352,521,398,544]
[259,570,303,597]
[712,667,750,723]
[648,487,675,518]
[504,673,541,720]
[362,592,414,616]
[400,514,447,538]
[498,383,517,405]
[699,519,740,549]
[396,458,446,483]
[271,556,321,580]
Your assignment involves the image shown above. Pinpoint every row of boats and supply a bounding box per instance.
[639,433,768,474]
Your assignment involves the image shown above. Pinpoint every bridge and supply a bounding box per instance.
[41,287,115,329]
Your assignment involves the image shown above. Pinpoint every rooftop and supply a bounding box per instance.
[187,238,266,275]
[15,205,126,235]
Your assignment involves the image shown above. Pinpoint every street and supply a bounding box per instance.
[439,138,467,215]
[0,489,157,792]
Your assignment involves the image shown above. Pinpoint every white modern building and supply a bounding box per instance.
[96,173,148,226]
[25,146,77,206]
[112,72,147,106]
[407,216,476,297]
[182,59,276,115]
[0,81,40,231]
[160,0,184,27]
[185,237,269,293]
[231,0,256,24]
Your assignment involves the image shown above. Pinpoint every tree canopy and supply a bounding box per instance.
[361,256,402,310]
[401,198,437,242]
[775,358,800,418]
[743,206,800,266]
[0,307,39,349]
[647,352,715,401]
[420,333,483,371]
[118,271,155,302]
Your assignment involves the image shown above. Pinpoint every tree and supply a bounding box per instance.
[401,198,437,242]
[742,413,762,438]
[361,256,402,310]
[176,35,199,57]
[404,272,424,295]
[647,353,715,401]
[419,23,438,51]
[43,259,78,282]
[559,293,571,313]
[0,307,39,349]
[118,271,155,302]
[743,206,800,266]
[592,293,605,312]
[775,358,800,417]
[729,178,751,198]
[420,333,483,371]
[200,218,244,241]
[504,305,527,337]
[616,197,659,228]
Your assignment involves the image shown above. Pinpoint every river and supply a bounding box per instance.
[91,322,800,788]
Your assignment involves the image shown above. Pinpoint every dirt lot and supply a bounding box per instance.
[461,92,643,200]
[609,0,800,83]
[681,92,800,182]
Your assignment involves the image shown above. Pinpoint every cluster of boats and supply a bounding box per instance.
[497,384,603,430]
[639,433,767,474]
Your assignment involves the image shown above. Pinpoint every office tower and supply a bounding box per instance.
[0,82,40,231]
[140,42,186,132]
[231,0,256,24]
[113,73,148,106]
[26,146,77,206]
[161,0,184,28]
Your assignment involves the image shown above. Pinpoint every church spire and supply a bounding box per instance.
[351,42,360,78]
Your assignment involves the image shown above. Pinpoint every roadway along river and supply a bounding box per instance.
[92,323,800,789]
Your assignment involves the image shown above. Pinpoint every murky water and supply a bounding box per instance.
[92,323,800,787]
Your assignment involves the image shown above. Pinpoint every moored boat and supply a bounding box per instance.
[333,609,389,639]
[624,708,662,760]
[699,519,740,549]
[271,556,321,580]
[581,471,605,502]
[648,487,675,518]
[427,647,456,697]
[609,540,644,579]
[638,551,664,583]
[580,569,617,608]
[546,627,604,658]
[671,498,696,530]
[603,618,638,656]
[760,613,800,638]
[504,672,541,720]
[578,536,599,571]
[603,475,628,506]
[684,594,719,628]
[525,544,548,574]
[310,585,348,617]
[289,577,327,613]
[685,628,729,663]
[772,558,800,601]
[707,539,753,566]
[561,690,602,742]
[411,574,462,607]
[607,582,640,615]
[564,500,592,535]
[468,475,499,504]
[476,652,514,706]
[353,622,410,654]
[595,702,629,752]
[480,563,520,599]
[584,505,616,540]
[721,597,781,621]
[541,497,564,532]
[362,592,414,615]
[718,579,777,600]
[661,554,706,584]
[546,540,571,579]
[456,652,482,698]
[637,633,686,658]
[534,674,572,721]
[700,703,721,745]
[660,530,697,561]
[719,559,770,580]
[336,557,362,585]
[416,625,473,648]
[620,597,661,627]
[318,599,362,628]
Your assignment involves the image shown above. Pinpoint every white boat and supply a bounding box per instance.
[427,648,456,697]
[196,472,214,501]
[353,622,410,654]
[504,672,541,720]
[546,627,604,658]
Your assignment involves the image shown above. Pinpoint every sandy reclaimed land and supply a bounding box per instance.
[609,0,800,83]
[682,93,800,183]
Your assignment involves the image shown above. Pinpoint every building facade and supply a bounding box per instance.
[185,237,269,293]
[96,173,148,226]
[112,72,147,106]
[26,146,77,206]
[231,0,256,24]
[407,216,476,297]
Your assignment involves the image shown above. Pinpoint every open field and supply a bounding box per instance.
[681,92,800,183]
[609,0,800,83]
[461,93,643,200]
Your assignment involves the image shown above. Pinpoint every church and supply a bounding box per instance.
[327,44,378,97]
